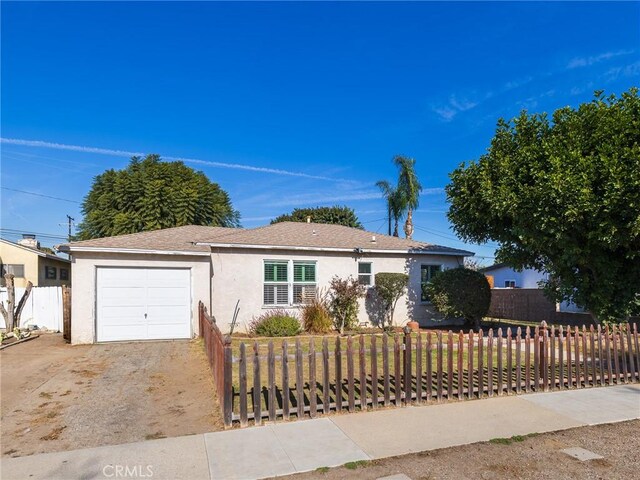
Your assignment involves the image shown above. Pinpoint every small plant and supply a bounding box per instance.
[249,310,301,337]
[301,290,333,334]
[328,276,365,334]
[316,467,330,474]
[344,460,370,470]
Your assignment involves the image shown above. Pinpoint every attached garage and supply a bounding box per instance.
[96,267,191,342]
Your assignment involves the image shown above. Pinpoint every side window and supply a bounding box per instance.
[358,262,372,286]
[293,261,317,304]
[263,261,288,305]
[45,266,57,280]
[1,264,25,277]
[60,268,69,281]
[504,280,516,288]
[420,264,442,302]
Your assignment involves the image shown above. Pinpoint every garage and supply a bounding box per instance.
[96,267,191,342]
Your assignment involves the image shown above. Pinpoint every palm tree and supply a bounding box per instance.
[375,180,404,237]
[394,155,422,239]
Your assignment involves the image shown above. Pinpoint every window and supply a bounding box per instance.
[0,264,25,278]
[293,262,316,304]
[420,264,442,302]
[504,280,516,288]
[264,261,288,305]
[45,266,57,279]
[263,260,318,306]
[60,268,69,281]
[358,262,372,286]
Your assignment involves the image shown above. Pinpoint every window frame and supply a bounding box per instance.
[420,263,443,303]
[45,266,57,280]
[292,260,317,305]
[1,264,25,278]
[504,279,516,288]
[357,261,373,286]
[263,260,289,306]
[60,268,69,281]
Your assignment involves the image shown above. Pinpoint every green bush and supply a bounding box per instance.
[423,267,490,329]
[249,310,301,337]
[374,272,409,329]
[328,276,365,334]
[302,294,333,334]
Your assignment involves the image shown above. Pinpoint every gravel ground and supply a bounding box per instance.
[1,334,223,458]
[285,420,640,480]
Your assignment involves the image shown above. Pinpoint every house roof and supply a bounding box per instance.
[479,262,509,273]
[0,238,72,263]
[59,222,474,257]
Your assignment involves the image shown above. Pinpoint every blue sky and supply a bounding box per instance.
[2,2,639,263]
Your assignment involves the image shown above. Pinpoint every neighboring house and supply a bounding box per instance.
[480,263,583,313]
[0,236,71,288]
[59,223,473,344]
[480,263,547,289]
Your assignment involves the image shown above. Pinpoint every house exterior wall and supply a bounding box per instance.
[210,247,465,333]
[69,251,211,344]
[488,267,547,289]
[0,241,70,288]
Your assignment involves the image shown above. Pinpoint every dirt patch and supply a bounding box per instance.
[1,334,223,458]
[287,420,640,480]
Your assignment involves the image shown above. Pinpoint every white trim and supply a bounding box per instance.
[357,261,374,287]
[62,246,210,257]
[1,238,71,263]
[420,263,444,304]
[200,242,472,256]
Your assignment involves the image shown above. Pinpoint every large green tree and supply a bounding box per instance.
[77,155,240,239]
[271,206,363,229]
[446,89,640,322]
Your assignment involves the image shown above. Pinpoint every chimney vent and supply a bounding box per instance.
[18,234,40,250]
[371,235,376,243]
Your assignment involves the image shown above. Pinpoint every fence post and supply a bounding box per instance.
[403,329,412,405]
[223,335,233,428]
[62,285,71,343]
[538,322,546,388]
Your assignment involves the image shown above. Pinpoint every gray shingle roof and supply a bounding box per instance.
[61,222,473,256]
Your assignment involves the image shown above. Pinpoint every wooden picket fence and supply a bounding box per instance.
[198,302,639,428]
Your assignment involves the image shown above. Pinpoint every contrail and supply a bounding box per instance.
[0,138,351,182]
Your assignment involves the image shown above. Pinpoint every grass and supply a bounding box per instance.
[490,433,539,445]
[343,460,370,470]
[315,467,330,474]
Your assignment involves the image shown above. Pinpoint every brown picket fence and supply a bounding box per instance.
[198,303,639,428]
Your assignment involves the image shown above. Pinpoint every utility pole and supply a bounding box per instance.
[66,215,75,242]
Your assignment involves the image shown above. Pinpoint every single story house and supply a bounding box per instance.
[1,236,71,288]
[59,222,473,344]
[480,263,547,289]
[480,263,583,313]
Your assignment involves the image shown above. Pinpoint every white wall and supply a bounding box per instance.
[0,286,63,331]
[489,267,547,289]
[210,248,465,332]
[69,252,211,344]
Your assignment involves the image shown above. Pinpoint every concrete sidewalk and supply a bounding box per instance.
[3,384,639,480]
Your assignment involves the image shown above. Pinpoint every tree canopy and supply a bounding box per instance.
[271,206,363,229]
[77,155,240,240]
[446,89,640,322]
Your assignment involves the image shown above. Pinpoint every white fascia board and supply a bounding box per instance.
[61,246,210,257]
[196,242,474,256]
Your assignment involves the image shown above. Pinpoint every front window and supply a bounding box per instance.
[263,261,288,306]
[1,264,25,278]
[504,280,516,288]
[420,264,442,302]
[293,262,316,304]
[358,262,372,286]
[45,266,57,280]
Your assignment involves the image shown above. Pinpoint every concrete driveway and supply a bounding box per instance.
[1,334,222,458]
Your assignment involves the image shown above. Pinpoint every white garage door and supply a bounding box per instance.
[96,267,191,342]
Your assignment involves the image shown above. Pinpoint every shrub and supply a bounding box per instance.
[301,292,333,334]
[423,267,490,330]
[374,273,409,329]
[249,310,301,337]
[328,276,365,334]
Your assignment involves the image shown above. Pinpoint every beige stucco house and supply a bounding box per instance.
[1,237,71,288]
[59,223,473,344]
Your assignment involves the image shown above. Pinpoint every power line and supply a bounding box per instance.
[0,228,69,241]
[1,187,81,204]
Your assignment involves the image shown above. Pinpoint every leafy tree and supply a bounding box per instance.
[271,206,363,229]
[328,276,365,334]
[424,267,491,330]
[446,89,640,323]
[77,155,240,239]
[375,180,404,237]
[374,273,409,329]
[395,155,422,239]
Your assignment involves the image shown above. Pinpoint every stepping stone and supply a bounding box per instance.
[376,475,412,480]
[561,447,604,461]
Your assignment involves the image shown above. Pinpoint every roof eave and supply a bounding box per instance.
[58,246,211,257]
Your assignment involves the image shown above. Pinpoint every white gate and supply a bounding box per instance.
[0,286,64,331]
